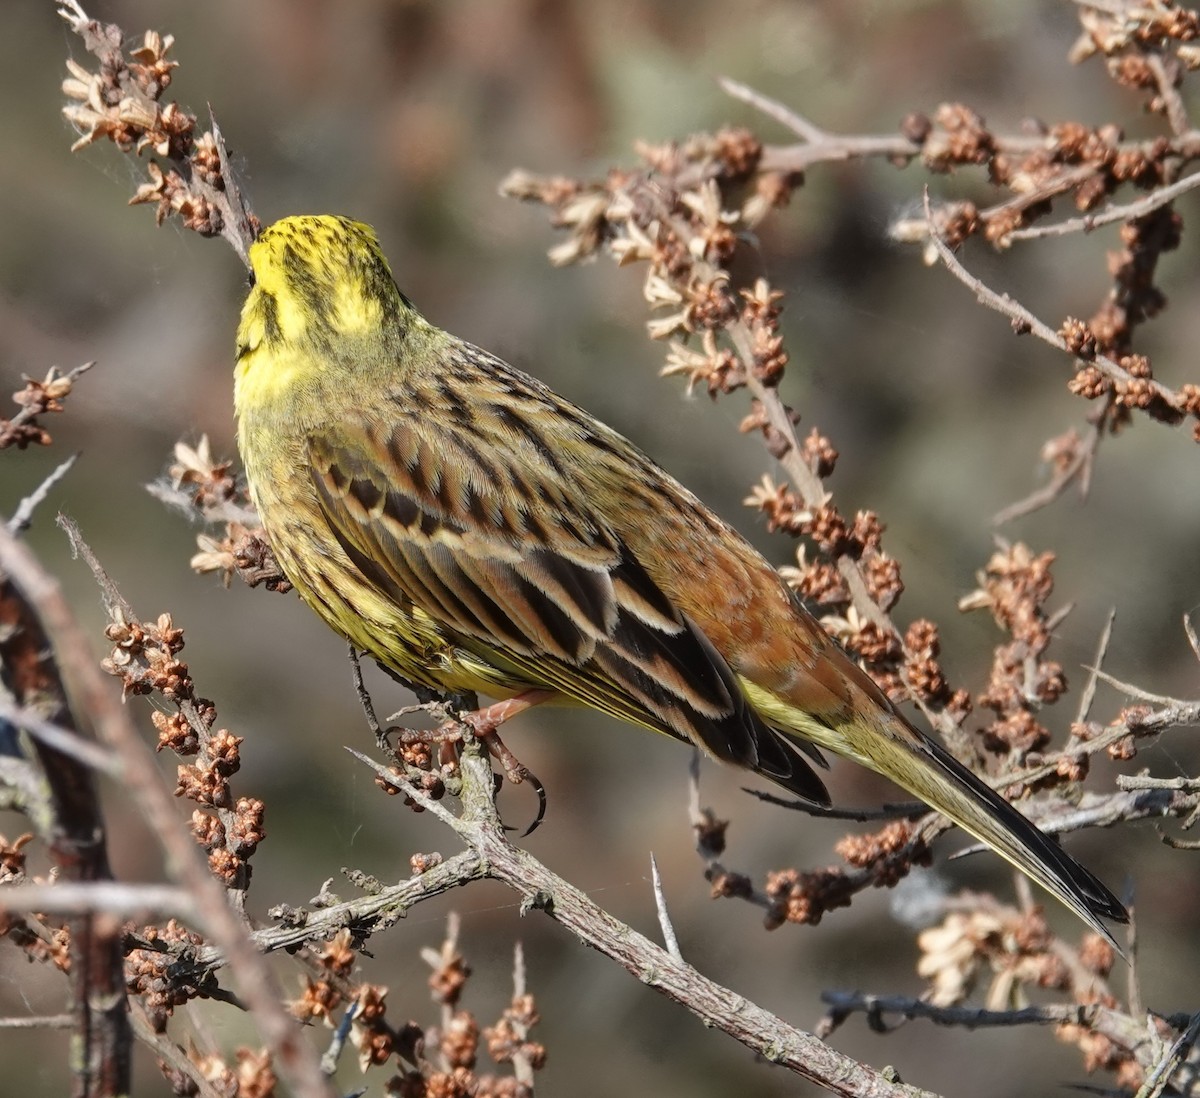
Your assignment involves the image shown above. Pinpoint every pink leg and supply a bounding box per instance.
[464,689,555,783]
[390,688,555,784]
[386,689,553,837]
[464,689,555,737]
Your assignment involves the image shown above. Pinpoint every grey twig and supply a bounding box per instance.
[1133,1010,1200,1098]
[650,853,683,962]
[0,881,195,920]
[7,454,78,534]
[1076,609,1118,725]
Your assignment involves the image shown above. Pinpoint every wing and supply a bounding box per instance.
[305,366,828,804]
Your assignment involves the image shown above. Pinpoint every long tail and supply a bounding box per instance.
[777,708,1128,945]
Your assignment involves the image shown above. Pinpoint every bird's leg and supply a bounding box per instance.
[389,690,553,782]
[460,691,554,780]
[386,689,555,835]
[461,692,554,834]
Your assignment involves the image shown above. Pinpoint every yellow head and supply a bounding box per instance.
[234,215,421,416]
[236,215,401,359]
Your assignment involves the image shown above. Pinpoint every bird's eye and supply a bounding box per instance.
[246,269,257,289]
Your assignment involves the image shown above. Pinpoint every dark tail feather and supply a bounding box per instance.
[921,736,1127,931]
[778,706,1127,945]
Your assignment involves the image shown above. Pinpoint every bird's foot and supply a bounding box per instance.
[387,690,553,835]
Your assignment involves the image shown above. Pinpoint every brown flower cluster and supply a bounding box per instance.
[291,929,358,1023]
[161,1046,277,1098]
[835,820,929,887]
[1061,207,1188,435]
[1072,700,1168,764]
[901,619,962,713]
[98,602,264,894]
[898,82,1189,249]
[0,364,91,450]
[1073,0,1200,72]
[371,721,456,814]
[191,525,294,593]
[61,2,261,273]
[297,920,546,1097]
[758,817,933,929]
[917,904,1136,1087]
[763,866,856,928]
[101,611,191,701]
[749,477,903,617]
[0,833,72,973]
[289,919,545,1095]
[960,544,1067,762]
[483,994,546,1075]
[0,832,33,880]
[504,136,791,373]
[170,436,238,514]
[887,25,1200,455]
[126,919,206,1032]
[291,933,413,1074]
[169,437,294,593]
[63,19,226,236]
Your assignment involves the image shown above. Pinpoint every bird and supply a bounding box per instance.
[233,213,1127,942]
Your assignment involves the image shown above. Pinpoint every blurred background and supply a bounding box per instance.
[2,0,1198,1094]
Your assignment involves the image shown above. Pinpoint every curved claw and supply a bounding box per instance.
[500,764,548,837]
[518,766,548,837]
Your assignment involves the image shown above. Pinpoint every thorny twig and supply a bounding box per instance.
[347,738,937,1098]
[6,454,79,534]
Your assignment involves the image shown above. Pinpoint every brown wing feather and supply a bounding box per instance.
[306,409,830,805]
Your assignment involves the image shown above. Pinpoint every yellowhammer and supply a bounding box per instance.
[234,214,1125,941]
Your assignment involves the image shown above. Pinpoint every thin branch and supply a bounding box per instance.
[508,942,537,1089]
[452,743,938,1098]
[318,1000,358,1076]
[0,882,195,920]
[0,700,122,777]
[1146,53,1192,138]
[719,76,828,143]
[992,415,1105,524]
[1076,608,1118,725]
[1087,668,1191,707]
[745,787,926,821]
[1117,774,1200,792]
[1184,614,1200,666]
[650,853,683,962]
[818,989,1101,1038]
[0,1014,75,1029]
[1133,1010,1200,1098]
[819,986,1176,1081]
[240,849,486,959]
[922,190,1183,413]
[7,454,79,534]
[145,479,259,527]
[1007,170,1200,242]
[340,736,938,1097]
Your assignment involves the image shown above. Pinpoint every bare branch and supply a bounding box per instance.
[1077,609,1118,725]
[6,454,78,534]
[650,853,683,962]
[0,882,195,920]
